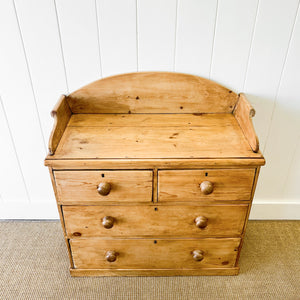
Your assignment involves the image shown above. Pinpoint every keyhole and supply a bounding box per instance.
[205,172,208,176]
[101,174,105,178]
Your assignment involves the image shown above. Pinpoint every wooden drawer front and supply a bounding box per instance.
[158,169,255,202]
[63,205,248,238]
[54,170,153,204]
[70,238,241,269]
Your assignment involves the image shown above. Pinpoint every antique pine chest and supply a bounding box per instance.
[45,72,265,276]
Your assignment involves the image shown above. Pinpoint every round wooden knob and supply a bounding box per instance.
[105,250,118,262]
[199,181,214,195]
[102,216,114,229]
[192,250,204,261]
[97,182,111,196]
[195,216,208,229]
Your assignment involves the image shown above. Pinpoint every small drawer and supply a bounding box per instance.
[63,204,248,238]
[70,238,241,269]
[54,170,153,204]
[158,169,255,202]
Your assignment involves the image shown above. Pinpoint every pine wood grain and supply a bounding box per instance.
[48,95,71,155]
[63,204,248,238]
[235,167,261,264]
[54,170,153,204]
[68,113,237,127]
[52,113,261,159]
[44,72,265,276]
[67,72,238,114]
[70,238,241,269]
[158,169,255,201]
[48,167,74,268]
[233,93,259,152]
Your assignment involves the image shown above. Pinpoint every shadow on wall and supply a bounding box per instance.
[247,94,300,201]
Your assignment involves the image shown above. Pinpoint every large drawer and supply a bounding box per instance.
[63,204,248,238]
[70,238,241,269]
[54,170,153,204]
[158,169,255,202]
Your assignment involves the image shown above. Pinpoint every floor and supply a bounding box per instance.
[0,221,299,300]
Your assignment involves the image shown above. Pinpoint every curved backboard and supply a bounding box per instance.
[67,72,238,114]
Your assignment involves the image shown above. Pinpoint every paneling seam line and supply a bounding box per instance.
[173,0,179,72]
[242,0,260,92]
[94,0,103,78]
[209,0,219,79]
[136,0,139,72]
[281,135,300,196]
[53,0,70,94]
[262,0,300,153]
[12,0,47,153]
[0,95,31,203]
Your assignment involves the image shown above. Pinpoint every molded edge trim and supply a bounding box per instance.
[69,267,240,277]
[48,95,72,155]
[44,157,265,168]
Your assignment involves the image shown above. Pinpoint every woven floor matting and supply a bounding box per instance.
[0,220,299,300]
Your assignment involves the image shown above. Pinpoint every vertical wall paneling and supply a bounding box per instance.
[284,138,300,199]
[175,0,218,77]
[137,0,177,71]
[243,0,299,150]
[0,0,53,203]
[258,7,300,199]
[0,96,29,203]
[14,0,68,141]
[210,0,258,91]
[96,0,137,77]
[55,0,102,92]
[0,0,300,218]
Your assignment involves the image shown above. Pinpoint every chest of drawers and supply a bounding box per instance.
[45,72,265,276]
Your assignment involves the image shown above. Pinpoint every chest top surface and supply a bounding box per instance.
[45,72,264,165]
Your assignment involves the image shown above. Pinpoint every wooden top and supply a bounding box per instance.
[45,72,265,165]
[49,113,263,160]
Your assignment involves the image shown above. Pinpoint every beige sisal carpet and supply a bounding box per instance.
[0,221,299,300]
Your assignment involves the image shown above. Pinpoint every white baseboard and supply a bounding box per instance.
[249,201,300,220]
[0,202,59,219]
[0,201,299,220]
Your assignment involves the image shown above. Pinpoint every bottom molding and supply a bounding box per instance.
[70,267,240,277]
[249,201,300,219]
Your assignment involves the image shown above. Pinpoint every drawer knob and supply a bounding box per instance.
[102,216,115,229]
[195,216,208,229]
[97,182,111,196]
[105,250,118,262]
[200,181,214,195]
[192,250,204,261]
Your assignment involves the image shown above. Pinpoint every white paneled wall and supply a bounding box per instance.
[138,0,177,71]
[97,0,137,77]
[175,0,217,77]
[0,0,299,219]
